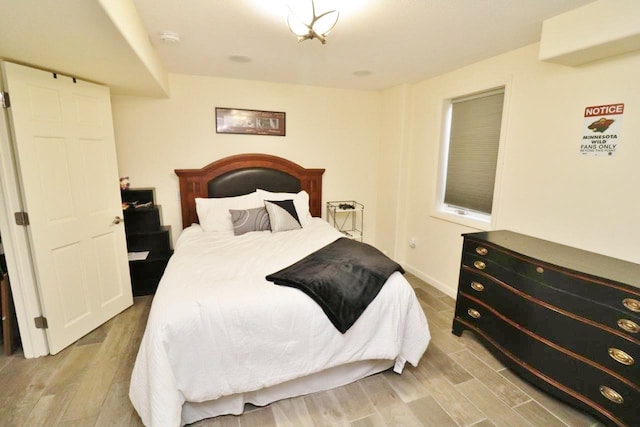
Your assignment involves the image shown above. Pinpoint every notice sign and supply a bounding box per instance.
[580,103,624,156]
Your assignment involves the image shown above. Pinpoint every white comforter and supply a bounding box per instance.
[130,219,430,426]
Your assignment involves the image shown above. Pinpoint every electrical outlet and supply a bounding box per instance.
[409,237,417,248]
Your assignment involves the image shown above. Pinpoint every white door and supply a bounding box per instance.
[2,62,133,354]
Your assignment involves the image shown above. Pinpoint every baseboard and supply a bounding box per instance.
[402,263,457,299]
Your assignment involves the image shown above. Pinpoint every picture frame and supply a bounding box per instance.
[215,107,286,136]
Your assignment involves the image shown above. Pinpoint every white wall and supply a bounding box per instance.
[393,43,640,297]
[111,74,382,245]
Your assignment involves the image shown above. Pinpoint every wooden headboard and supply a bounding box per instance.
[175,153,325,229]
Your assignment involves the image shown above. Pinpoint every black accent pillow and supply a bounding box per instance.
[264,199,302,232]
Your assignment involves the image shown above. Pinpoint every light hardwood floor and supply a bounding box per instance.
[0,274,604,427]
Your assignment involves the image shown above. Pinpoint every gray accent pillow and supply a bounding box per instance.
[229,207,270,235]
[264,199,302,232]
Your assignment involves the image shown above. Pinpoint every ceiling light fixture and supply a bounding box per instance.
[287,0,339,44]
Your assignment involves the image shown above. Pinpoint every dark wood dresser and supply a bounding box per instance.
[452,230,640,427]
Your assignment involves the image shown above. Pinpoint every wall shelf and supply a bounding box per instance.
[121,188,173,296]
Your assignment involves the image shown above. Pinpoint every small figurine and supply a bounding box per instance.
[120,176,130,190]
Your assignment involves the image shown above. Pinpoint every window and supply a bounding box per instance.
[437,87,505,226]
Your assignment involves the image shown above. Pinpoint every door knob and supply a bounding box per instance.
[112,216,123,225]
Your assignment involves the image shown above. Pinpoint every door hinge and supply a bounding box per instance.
[0,91,9,109]
[14,211,29,226]
[34,316,48,329]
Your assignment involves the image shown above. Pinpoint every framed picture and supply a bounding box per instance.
[215,107,286,136]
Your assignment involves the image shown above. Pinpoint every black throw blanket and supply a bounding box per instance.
[266,237,404,333]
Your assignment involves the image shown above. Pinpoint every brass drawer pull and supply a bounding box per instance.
[623,298,640,313]
[608,348,634,366]
[475,246,488,256]
[535,266,544,274]
[471,282,485,292]
[473,261,486,270]
[618,319,640,334]
[467,308,481,319]
[599,386,624,405]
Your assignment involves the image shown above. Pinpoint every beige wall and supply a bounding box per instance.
[375,84,410,258]
[392,43,640,297]
[112,45,639,299]
[111,74,382,245]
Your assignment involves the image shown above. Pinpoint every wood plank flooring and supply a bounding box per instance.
[0,273,604,426]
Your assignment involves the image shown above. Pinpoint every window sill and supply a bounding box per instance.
[430,208,492,231]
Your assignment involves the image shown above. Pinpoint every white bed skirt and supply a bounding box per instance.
[181,359,394,425]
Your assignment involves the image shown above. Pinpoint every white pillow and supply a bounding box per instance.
[195,192,262,232]
[256,189,312,226]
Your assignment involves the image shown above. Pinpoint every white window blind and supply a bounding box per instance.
[444,88,504,215]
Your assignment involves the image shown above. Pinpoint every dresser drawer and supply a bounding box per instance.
[124,206,162,233]
[464,238,640,317]
[459,261,640,340]
[461,251,640,337]
[458,269,640,384]
[455,295,640,427]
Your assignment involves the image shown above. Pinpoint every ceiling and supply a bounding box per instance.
[0,0,597,96]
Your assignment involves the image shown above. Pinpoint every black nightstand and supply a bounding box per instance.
[121,188,173,296]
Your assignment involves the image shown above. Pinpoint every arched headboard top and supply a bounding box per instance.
[175,153,325,229]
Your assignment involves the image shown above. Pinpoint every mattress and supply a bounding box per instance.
[129,219,430,426]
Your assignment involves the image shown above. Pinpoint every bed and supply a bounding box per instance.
[129,153,431,426]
